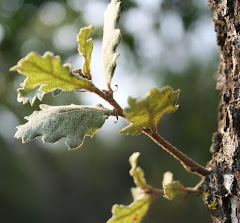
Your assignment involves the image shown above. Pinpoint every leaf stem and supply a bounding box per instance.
[85,84,211,177]
[89,84,124,117]
[142,129,211,177]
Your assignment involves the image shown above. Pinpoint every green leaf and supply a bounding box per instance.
[15,104,109,150]
[10,51,92,92]
[129,152,147,189]
[17,86,62,106]
[17,86,46,106]
[107,152,152,223]
[77,25,94,80]
[120,86,180,135]
[107,195,152,223]
[102,0,121,91]
[162,171,184,200]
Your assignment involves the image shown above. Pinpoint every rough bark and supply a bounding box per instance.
[203,0,240,222]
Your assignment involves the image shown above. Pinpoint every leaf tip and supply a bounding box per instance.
[9,65,18,72]
[89,24,94,30]
[129,152,140,164]
[43,51,54,58]
[66,141,83,151]
[162,171,173,185]
[63,63,72,70]
[14,131,19,139]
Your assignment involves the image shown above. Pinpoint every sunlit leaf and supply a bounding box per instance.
[107,195,152,223]
[102,0,121,91]
[10,51,92,92]
[120,86,180,135]
[77,25,94,80]
[15,104,109,150]
[17,86,46,106]
[162,171,184,200]
[129,152,147,189]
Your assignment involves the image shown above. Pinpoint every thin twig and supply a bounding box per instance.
[83,84,211,177]
[144,187,164,198]
[144,185,201,199]
[142,129,211,177]
[88,84,124,117]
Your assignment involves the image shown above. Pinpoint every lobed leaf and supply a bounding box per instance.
[77,25,94,80]
[102,0,121,91]
[17,85,62,106]
[17,86,46,106]
[107,152,152,223]
[162,171,184,200]
[120,86,180,135]
[15,104,109,150]
[107,195,152,223]
[10,51,92,92]
[129,152,147,189]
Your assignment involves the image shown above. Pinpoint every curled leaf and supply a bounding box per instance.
[77,25,94,80]
[10,51,92,92]
[162,171,184,200]
[102,0,121,91]
[15,104,109,150]
[120,86,180,135]
[107,152,152,223]
[17,86,62,106]
[17,86,46,106]
[129,152,147,189]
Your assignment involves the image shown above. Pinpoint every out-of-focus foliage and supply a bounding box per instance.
[129,152,148,189]
[0,0,217,222]
[107,152,152,223]
[162,171,185,200]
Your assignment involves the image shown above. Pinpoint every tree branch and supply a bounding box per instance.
[142,129,211,177]
[144,185,201,199]
[84,84,211,177]
[88,84,124,117]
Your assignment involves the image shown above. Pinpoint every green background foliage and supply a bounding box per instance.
[0,0,218,222]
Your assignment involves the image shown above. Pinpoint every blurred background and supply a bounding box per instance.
[0,0,219,222]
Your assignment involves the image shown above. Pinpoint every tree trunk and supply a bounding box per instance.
[203,0,240,222]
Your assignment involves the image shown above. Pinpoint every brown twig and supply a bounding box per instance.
[88,84,124,117]
[142,129,211,177]
[144,187,164,199]
[144,185,201,199]
[83,83,211,177]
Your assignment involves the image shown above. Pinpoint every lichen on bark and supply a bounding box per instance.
[204,0,240,222]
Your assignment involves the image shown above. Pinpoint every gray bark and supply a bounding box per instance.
[203,0,240,222]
